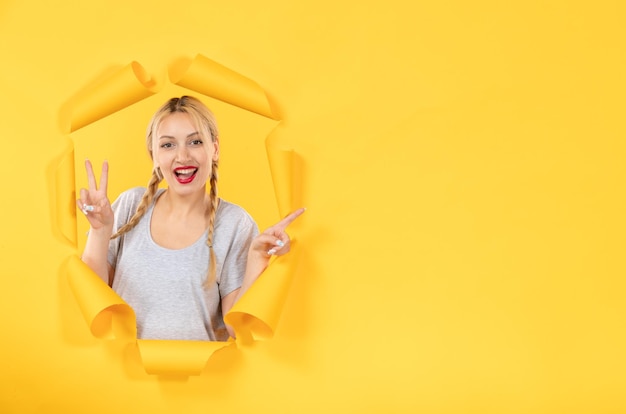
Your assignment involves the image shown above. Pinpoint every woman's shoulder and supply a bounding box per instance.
[119,186,146,198]
[113,187,144,205]
[217,199,253,218]
[216,199,257,227]
[112,187,164,212]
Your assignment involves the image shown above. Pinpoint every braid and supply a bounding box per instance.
[203,161,219,287]
[111,168,162,240]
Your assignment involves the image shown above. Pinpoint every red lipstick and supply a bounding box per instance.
[173,166,198,184]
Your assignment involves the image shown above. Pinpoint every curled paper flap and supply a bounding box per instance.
[65,255,136,340]
[226,244,301,341]
[265,140,295,218]
[55,149,77,246]
[170,54,278,119]
[61,61,158,132]
[137,339,234,376]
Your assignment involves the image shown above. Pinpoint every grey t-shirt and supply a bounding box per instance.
[108,187,258,341]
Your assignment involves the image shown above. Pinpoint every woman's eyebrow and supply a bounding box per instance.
[158,131,199,140]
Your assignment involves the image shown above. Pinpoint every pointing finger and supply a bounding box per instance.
[273,208,306,231]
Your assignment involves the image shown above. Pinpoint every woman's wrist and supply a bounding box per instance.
[248,251,269,267]
[88,224,113,236]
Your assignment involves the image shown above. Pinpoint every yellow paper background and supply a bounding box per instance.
[1,1,625,413]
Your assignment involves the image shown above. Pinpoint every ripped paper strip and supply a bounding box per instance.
[62,54,301,376]
[54,148,77,245]
[60,62,158,133]
[170,54,278,120]
[136,339,235,376]
[66,255,136,341]
[225,245,301,343]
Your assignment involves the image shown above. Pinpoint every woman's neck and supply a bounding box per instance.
[158,188,209,218]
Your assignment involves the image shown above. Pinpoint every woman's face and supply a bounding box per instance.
[154,112,219,196]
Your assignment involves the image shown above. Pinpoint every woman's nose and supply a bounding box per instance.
[176,145,190,161]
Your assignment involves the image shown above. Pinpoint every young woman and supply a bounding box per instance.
[77,95,304,341]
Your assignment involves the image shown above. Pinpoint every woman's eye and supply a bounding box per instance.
[160,142,174,149]
[190,139,203,145]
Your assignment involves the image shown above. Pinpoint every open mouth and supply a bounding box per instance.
[173,167,198,184]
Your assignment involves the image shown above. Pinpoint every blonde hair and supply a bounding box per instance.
[111,96,220,286]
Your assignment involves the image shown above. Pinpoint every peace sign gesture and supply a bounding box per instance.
[76,160,114,230]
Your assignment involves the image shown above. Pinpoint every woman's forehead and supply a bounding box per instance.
[158,112,196,131]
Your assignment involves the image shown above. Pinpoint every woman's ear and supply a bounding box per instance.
[212,138,220,161]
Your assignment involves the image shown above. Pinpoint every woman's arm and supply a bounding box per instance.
[81,227,114,285]
[76,160,115,285]
[222,208,305,337]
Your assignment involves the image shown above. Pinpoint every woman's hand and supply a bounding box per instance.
[76,160,114,230]
[248,208,306,265]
